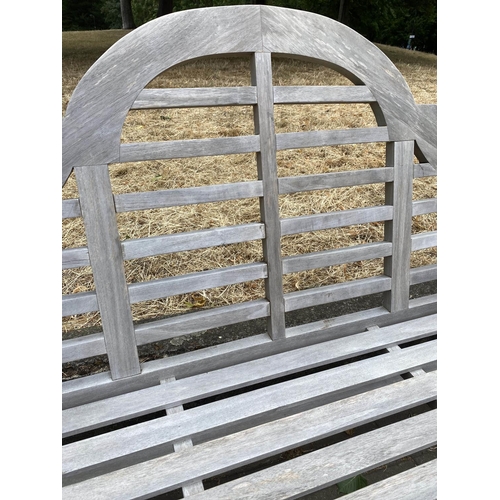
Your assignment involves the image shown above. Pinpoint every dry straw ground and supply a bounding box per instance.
[62,30,437,334]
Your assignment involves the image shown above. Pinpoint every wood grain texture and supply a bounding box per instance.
[131,87,257,109]
[412,198,437,216]
[74,165,140,379]
[62,247,90,269]
[62,199,81,219]
[63,371,436,484]
[273,85,376,104]
[62,291,98,317]
[252,51,286,340]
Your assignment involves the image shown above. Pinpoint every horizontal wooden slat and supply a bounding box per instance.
[119,135,260,162]
[184,411,437,500]
[410,264,437,285]
[62,291,98,316]
[278,167,393,194]
[412,198,437,216]
[63,370,436,484]
[114,180,263,212]
[127,262,267,304]
[273,85,376,104]
[62,301,437,409]
[62,247,90,269]
[284,275,391,312]
[413,162,437,178]
[339,459,437,500]
[62,317,436,436]
[63,400,436,499]
[276,126,389,150]
[62,300,270,363]
[122,223,265,260]
[281,205,393,236]
[62,199,82,219]
[282,241,392,274]
[411,231,437,251]
[131,87,257,109]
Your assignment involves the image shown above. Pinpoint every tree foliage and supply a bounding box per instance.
[63,0,436,53]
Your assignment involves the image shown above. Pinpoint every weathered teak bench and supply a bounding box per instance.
[62,5,437,499]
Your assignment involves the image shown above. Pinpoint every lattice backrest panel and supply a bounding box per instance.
[62,6,437,382]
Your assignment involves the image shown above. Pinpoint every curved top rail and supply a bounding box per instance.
[62,5,436,185]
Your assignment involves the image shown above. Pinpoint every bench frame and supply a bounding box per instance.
[62,5,437,499]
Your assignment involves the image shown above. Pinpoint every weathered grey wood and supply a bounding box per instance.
[62,247,90,269]
[285,275,391,312]
[63,300,270,363]
[413,162,436,179]
[280,205,393,236]
[127,262,267,304]
[340,459,437,500]
[383,141,414,312]
[63,405,436,500]
[74,165,140,379]
[278,167,393,194]
[411,231,437,251]
[63,302,437,409]
[122,223,265,260]
[62,291,98,316]
[276,126,389,150]
[62,199,82,219]
[63,371,436,484]
[62,322,436,437]
[252,51,286,340]
[282,241,392,274]
[131,86,257,109]
[114,181,263,212]
[273,85,376,104]
[412,198,437,216]
[410,264,437,285]
[184,411,436,500]
[120,135,260,163]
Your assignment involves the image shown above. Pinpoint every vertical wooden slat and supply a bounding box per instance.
[251,52,286,340]
[75,165,141,380]
[383,141,414,312]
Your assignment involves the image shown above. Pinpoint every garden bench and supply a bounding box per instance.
[62,5,437,499]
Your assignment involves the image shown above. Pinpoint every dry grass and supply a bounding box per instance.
[62,31,437,333]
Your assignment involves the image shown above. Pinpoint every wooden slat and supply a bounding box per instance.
[413,162,437,178]
[411,231,437,251]
[62,199,81,219]
[62,319,436,437]
[252,52,286,340]
[127,262,267,304]
[121,223,265,260]
[383,141,414,312]
[280,205,393,236]
[131,86,257,109]
[282,241,392,274]
[276,126,389,150]
[62,247,90,269]
[284,275,391,312]
[63,371,436,484]
[63,403,437,499]
[339,459,437,500]
[62,300,269,364]
[114,180,263,212]
[74,165,140,379]
[62,291,98,316]
[412,198,437,216]
[278,167,393,194]
[410,264,437,285]
[273,85,376,104]
[184,411,437,500]
[62,301,437,409]
[119,135,260,162]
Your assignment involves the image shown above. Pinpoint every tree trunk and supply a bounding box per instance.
[157,0,174,17]
[120,0,136,29]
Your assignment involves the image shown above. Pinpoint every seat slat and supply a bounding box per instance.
[63,398,437,500]
[63,366,436,484]
[185,412,437,500]
[62,328,436,437]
